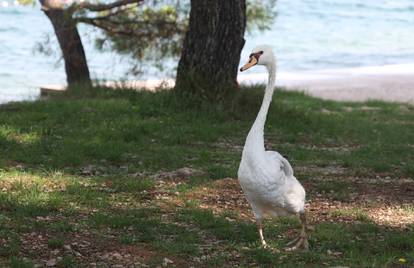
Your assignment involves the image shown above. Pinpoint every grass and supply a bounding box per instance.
[314,180,352,201]
[0,86,412,267]
[330,208,370,222]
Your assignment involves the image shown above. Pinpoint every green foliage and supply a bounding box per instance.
[9,257,34,268]
[90,2,188,76]
[47,237,64,249]
[32,0,277,77]
[247,0,278,32]
[80,0,277,75]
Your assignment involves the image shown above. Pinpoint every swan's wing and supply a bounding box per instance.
[266,151,294,178]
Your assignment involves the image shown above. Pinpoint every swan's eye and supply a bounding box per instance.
[251,51,263,61]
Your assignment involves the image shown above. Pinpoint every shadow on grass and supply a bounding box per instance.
[0,86,413,178]
[0,87,413,266]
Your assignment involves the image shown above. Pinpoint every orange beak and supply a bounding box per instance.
[240,56,258,72]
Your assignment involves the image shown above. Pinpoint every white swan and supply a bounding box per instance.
[238,45,308,251]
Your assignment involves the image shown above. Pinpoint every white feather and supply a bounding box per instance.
[238,45,306,221]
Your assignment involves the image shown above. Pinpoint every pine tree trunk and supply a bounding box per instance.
[175,0,246,100]
[43,9,92,88]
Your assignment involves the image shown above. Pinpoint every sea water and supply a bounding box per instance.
[1,0,414,103]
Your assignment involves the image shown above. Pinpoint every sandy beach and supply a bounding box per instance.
[239,63,414,103]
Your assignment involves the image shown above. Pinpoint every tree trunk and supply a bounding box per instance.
[175,0,246,101]
[42,8,92,88]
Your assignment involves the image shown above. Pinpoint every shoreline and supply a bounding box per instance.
[239,63,414,103]
[9,63,414,104]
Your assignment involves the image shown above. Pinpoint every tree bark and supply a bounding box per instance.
[42,8,92,88]
[175,0,246,100]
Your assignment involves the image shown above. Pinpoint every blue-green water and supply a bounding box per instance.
[1,0,414,103]
[244,0,414,70]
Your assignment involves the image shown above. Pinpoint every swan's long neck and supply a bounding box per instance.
[244,61,276,153]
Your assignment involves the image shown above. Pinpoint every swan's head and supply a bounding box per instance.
[240,45,275,72]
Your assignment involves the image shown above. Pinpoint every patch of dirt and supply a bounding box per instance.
[300,144,360,153]
[296,164,349,175]
[18,216,192,268]
[306,176,414,227]
[181,177,414,228]
[213,141,244,153]
[183,178,252,221]
[7,171,414,267]
[152,167,204,180]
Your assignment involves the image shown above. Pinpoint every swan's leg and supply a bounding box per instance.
[286,236,300,247]
[298,212,309,250]
[285,212,309,251]
[256,218,268,248]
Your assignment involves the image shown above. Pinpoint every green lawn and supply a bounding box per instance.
[0,86,413,267]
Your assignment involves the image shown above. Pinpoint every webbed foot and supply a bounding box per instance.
[284,236,309,252]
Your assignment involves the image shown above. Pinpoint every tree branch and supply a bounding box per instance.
[78,0,145,12]
[74,6,130,21]
[76,18,135,36]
